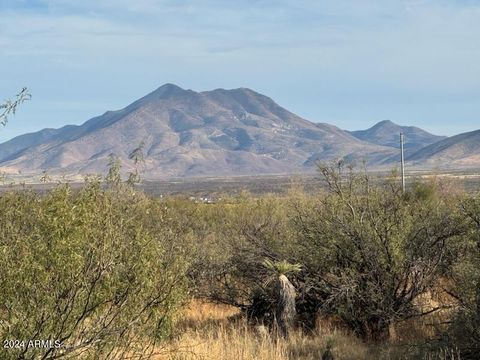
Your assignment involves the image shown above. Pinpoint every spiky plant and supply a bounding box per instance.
[262,259,302,276]
[262,259,301,338]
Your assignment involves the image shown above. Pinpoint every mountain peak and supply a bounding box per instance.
[130,83,191,107]
[350,120,446,152]
[152,83,187,97]
[5,84,475,178]
[0,85,396,178]
[207,87,260,96]
[374,120,397,127]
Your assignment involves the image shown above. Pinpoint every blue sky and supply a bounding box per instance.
[1,0,479,142]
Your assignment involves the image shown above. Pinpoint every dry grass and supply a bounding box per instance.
[158,321,366,360]
[152,301,460,360]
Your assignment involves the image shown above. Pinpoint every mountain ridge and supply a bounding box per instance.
[0,84,478,178]
[407,129,480,167]
[349,119,446,153]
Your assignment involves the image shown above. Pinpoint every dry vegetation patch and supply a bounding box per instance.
[156,302,460,360]
[157,301,368,360]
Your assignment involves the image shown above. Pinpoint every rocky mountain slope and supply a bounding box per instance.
[0,84,397,178]
[407,129,480,167]
[1,84,478,179]
[349,120,446,154]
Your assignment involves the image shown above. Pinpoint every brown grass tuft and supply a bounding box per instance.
[153,301,460,360]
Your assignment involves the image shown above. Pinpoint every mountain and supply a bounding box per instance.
[0,126,78,163]
[349,120,446,154]
[0,84,397,178]
[407,129,480,167]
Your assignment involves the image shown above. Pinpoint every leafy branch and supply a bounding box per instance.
[1,87,31,127]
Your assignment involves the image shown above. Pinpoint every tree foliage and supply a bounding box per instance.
[1,88,31,127]
[291,162,466,340]
[0,182,190,359]
[445,194,480,358]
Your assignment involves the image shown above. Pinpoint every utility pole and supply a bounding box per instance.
[400,132,405,193]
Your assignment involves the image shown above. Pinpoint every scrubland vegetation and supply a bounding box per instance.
[1,162,480,359]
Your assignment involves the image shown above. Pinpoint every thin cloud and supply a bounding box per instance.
[1,0,480,141]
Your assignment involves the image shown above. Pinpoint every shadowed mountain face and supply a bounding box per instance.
[349,120,446,154]
[0,84,399,178]
[407,129,480,167]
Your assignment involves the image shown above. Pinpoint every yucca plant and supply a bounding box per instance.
[262,260,301,338]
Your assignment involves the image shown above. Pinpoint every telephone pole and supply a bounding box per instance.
[400,132,405,193]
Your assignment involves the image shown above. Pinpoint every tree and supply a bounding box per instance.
[127,142,145,186]
[445,195,480,358]
[0,182,190,359]
[292,161,466,341]
[1,88,31,127]
[105,153,121,187]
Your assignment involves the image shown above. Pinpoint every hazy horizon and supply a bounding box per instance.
[1,0,480,142]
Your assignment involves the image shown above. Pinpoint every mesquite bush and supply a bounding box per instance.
[0,181,189,359]
[291,163,467,340]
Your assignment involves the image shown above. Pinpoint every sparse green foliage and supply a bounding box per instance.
[40,170,51,183]
[129,141,145,165]
[445,194,480,358]
[127,142,146,186]
[0,183,190,359]
[105,144,146,188]
[105,153,121,187]
[291,161,466,340]
[1,88,31,127]
[262,260,301,277]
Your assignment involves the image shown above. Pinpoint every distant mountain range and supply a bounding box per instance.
[407,129,480,167]
[349,120,446,155]
[0,84,477,179]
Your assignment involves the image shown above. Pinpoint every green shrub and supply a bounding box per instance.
[445,194,480,359]
[0,182,189,359]
[291,163,466,340]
